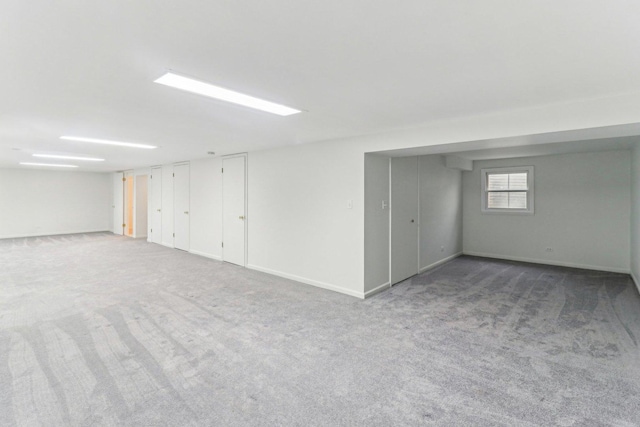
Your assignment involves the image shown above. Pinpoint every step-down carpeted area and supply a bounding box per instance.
[0,232,639,426]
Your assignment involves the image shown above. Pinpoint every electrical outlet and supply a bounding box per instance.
[545,247,553,252]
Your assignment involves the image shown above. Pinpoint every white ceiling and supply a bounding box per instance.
[2,1,640,172]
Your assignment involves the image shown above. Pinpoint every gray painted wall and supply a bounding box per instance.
[364,154,464,294]
[419,155,463,270]
[463,150,631,272]
[364,154,391,293]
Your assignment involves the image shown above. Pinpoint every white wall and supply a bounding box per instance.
[631,143,640,289]
[189,157,223,260]
[364,154,390,294]
[141,94,640,298]
[419,155,463,270]
[247,140,365,298]
[463,150,631,273]
[0,169,110,239]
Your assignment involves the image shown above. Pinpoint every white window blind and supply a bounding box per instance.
[481,167,534,214]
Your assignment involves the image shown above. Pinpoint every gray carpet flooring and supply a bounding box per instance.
[1,232,639,426]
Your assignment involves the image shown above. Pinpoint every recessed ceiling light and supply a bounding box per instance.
[20,162,78,168]
[154,72,301,116]
[33,154,104,162]
[60,136,157,149]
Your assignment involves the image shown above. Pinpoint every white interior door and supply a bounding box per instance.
[390,156,419,285]
[134,175,148,238]
[112,172,124,235]
[222,156,246,266]
[150,168,162,244]
[173,163,190,251]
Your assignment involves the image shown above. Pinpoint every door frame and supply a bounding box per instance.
[388,156,421,286]
[222,153,248,267]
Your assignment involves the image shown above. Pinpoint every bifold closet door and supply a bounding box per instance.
[222,156,246,266]
[173,164,190,251]
[112,172,124,235]
[150,168,162,244]
[390,156,419,285]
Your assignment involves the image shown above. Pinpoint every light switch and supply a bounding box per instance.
[382,200,388,210]
[347,200,353,209]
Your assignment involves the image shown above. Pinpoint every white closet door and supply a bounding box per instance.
[150,167,162,244]
[222,156,246,266]
[173,163,190,251]
[112,173,124,235]
[390,156,420,285]
[161,165,174,247]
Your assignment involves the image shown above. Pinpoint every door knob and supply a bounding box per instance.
[239,216,245,220]
[157,209,161,212]
[411,219,415,223]
[184,211,189,214]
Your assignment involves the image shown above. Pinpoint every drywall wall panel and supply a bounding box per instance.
[419,155,463,270]
[0,169,110,238]
[248,141,365,298]
[364,154,390,294]
[463,151,631,272]
[189,157,223,260]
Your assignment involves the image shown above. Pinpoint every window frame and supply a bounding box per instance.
[481,166,534,215]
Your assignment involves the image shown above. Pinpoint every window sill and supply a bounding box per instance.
[481,209,534,215]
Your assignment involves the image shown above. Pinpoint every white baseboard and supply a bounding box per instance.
[0,229,110,239]
[420,252,463,274]
[247,264,364,299]
[631,272,640,295]
[364,282,390,298]
[463,251,630,274]
[160,242,174,249]
[189,249,222,261]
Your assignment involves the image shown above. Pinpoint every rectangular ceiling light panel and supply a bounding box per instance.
[60,136,157,149]
[154,72,301,116]
[20,162,78,168]
[33,154,104,161]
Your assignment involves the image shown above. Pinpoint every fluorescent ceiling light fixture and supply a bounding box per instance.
[20,162,78,168]
[60,136,157,149]
[33,154,104,162]
[154,72,301,116]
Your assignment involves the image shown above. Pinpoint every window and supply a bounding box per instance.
[481,166,534,214]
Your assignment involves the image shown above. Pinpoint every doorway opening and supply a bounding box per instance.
[124,174,134,236]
